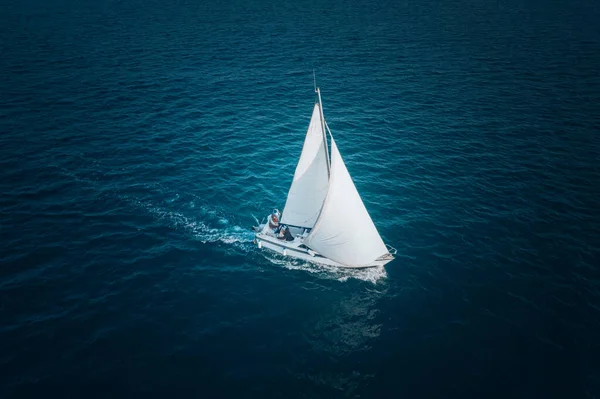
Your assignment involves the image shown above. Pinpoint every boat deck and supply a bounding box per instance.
[253,226,394,269]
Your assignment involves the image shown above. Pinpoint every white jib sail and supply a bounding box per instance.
[280,103,330,228]
[304,137,389,267]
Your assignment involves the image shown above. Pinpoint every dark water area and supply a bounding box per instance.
[1,0,600,397]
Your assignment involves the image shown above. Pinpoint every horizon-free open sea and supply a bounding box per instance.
[1,0,599,397]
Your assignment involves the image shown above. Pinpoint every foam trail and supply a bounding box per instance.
[56,165,256,250]
[128,197,255,250]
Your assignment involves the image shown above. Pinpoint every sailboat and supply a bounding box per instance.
[252,79,396,268]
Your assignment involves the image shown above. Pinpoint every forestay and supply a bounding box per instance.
[280,104,330,228]
[304,137,388,267]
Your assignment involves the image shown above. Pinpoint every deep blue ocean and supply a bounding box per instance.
[1,0,600,397]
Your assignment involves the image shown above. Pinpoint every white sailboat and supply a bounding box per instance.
[253,79,396,268]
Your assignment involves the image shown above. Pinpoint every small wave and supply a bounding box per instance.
[264,255,388,284]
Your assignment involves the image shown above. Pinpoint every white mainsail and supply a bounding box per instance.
[304,137,389,267]
[280,103,330,228]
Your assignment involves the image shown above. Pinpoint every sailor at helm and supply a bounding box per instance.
[268,209,280,232]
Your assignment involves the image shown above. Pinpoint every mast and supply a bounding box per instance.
[314,73,330,176]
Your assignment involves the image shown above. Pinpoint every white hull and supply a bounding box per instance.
[253,227,394,269]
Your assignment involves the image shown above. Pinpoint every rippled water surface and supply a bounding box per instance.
[1,0,600,397]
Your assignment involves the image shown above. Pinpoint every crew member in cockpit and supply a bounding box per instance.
[268,209,280,233]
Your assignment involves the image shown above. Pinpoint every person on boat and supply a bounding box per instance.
[277,225,294,241]
[268,209,280,232]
